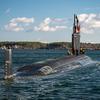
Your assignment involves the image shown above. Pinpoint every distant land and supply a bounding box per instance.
[0,42,100,50]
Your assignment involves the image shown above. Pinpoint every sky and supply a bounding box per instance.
[0,0,100,43]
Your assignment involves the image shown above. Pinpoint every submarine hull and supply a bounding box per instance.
[16,55,92,77]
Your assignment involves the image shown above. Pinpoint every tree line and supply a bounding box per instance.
[0,42,100,50]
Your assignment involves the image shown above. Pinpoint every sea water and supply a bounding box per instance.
[0,49,100,100]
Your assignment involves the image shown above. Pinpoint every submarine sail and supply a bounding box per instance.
[72,14,80,55]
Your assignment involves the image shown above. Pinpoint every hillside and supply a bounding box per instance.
[0,42,100,50]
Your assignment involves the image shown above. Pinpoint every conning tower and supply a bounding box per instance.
[72,14,80,55]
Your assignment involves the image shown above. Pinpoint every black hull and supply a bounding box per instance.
[16,55,92,77]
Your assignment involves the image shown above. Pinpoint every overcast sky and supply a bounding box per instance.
[0,0,100,43]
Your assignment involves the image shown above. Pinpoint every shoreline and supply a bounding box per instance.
[0,42,100,50]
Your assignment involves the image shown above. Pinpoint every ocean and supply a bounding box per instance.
[0,49,100,100]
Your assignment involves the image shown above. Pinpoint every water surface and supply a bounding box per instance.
[0,49,100,100]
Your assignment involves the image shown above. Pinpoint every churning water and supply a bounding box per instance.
[0,49,100,100]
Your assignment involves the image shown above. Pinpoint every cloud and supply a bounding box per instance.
[5,8,10,14]
[34,17,67,32]
[5,17,34,32]
[84,7,100,11]
[10,17,34,23]
[5,23,24,32]
[5,17,66,32]
[78,13,100,34]
[51,18,67,23]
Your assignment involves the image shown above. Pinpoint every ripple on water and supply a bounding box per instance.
[0,49,100,100]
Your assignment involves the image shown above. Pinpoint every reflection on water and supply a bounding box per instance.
[1,80,16,100]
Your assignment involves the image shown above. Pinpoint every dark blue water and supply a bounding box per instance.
[0,49,100,100]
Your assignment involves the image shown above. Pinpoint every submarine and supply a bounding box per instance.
[15,14,88,77]
[4,15,92,79]
[16,55,92,76]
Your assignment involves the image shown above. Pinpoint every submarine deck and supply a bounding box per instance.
[17,55,86,75]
